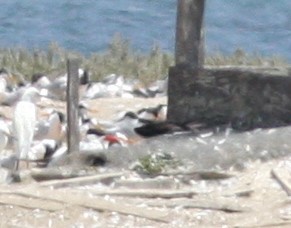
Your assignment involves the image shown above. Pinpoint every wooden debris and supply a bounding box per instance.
[161,169,234,180]
[39,172,125,188]
[222,188,254,197]
[271,168,291,196]
[237,220,291,227]
[0,194,63,211]
[30,167,87,181]
[0,187,169,223]
[146,198,249,213]
[114,177,177,189]
[90,189,197,198]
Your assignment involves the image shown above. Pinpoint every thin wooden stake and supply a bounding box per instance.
[66,59,80,155]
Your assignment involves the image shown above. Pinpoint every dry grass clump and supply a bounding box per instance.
[0,34,288,84]
[84,34,173,84]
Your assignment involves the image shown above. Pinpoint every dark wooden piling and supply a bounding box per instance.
[168,0,206,123]
[175,0,205,67]
[66,59,80,155]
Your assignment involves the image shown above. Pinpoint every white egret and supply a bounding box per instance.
[13,87,40,170]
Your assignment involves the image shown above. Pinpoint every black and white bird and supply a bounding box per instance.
[31,69,89,101]
[137,104,167,121]
[34,110,65,141]
[28,139,60,167]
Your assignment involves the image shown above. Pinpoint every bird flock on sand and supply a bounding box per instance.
[0,68,185,172]
[2,67,284,180]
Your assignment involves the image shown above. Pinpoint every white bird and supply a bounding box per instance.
[82,74,135,99]
[83,82,108,99]
[32,69,89,101]
[13,87,40,170]
[0,86,25,106]
[34,110,65,141]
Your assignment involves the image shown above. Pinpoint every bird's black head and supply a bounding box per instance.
[0,68,8,75]
[122,111,139,120]
[56,111,65,123]
[80,70,90,85]
[86,128,106,136]
[31,73,45,84]
[85,153,107,166]
[17,81,26,88]
[43,141,60,160]
[78,103,87,111]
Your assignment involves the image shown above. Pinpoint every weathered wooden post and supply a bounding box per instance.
[66,59,80,155]
[168,0,291,130]
[175,0,205,67]
[167,0,206,124]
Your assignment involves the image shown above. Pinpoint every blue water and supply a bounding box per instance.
[0,0,290,60]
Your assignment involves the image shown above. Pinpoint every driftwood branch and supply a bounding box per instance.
[30,167,87,181]
[90,189,197,198]
[161,170,234,180]
[39,172,125,188]
[146,198,249,213]
[115,177,177,189]
[0,194,63,211]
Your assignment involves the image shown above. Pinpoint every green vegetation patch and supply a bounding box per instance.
[134,152,181,175]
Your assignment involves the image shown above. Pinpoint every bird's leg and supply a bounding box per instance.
[15,159,19,171]
[26,160,29,169]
